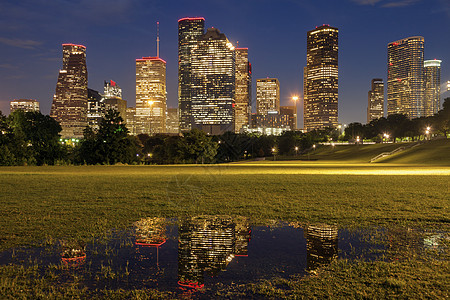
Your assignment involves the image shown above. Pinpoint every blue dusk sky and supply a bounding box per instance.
[0,0,449,127]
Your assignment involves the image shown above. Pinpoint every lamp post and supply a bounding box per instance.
[272,147,276,161]
[292,96,299,130]
[425,126,431,141]
[295,146,299,156]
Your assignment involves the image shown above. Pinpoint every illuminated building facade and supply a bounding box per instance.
[136,57,167,135]
[10,99,40,113]
[190,28,235,135]
[387,36,424,119]
[87,88,103,131]
[304,25,339,131]
[424,59,441,116]
[251,112,291,130]
[305,224,338,274]
[280,106,297,130]
[126,107,136,135]
[166,107,179,134]
[178,17,205,132]
[367,79,384,123]
[256,78,279,115]
[235,48,252,133]
[51,43,88,138]
[104,80,122,99]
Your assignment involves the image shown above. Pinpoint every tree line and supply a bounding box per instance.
[0,98,448,166]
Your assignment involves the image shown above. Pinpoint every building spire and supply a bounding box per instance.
[156,21,160,58]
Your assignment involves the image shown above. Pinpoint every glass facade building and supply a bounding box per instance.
[10,99,40,113]
[178,17,205,132]
[367,79,384,123]
[424,59,441,116]
[234,48,251,133]
[304,25,339,131]
[256,78,280,115]
[51,43,88,138]
[190,28,235,135]
[387,36,424,119]
[135,57,167,135]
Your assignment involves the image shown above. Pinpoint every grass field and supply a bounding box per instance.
[0,140,449,298]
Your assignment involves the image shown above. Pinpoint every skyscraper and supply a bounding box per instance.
[234,48,252,133]
[256,78,280,115]
[304,25,339,132]
[280,106,297,130]
[424,59,441,116]
[387,36,424,119]
[190,27,235,135]
[178,17,205,132]
[87,88,103,131]
[135,57,167,135]
[103,80,127,120]
[367,79,384,123]
[51,43,88,138]
[10,99,40,113]
[166,107,179,134]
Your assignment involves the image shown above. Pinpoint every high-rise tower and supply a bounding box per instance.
[190,28,235,135]
[424,59,441,116]
[387,36,424,119]
[304,25,339,131]
[135,57,167,135]
[256,78,280,115]
[367,79,384,123]
[234,48,251,133]
[51,43,88,138]
[178,17,205,132]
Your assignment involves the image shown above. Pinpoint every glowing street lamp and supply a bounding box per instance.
[294,146,299,156]
[356,136,360,144]
[425,126,431,140]
[272,147,276,161]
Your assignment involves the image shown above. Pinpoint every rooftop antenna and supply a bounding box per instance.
[156,21,160,58]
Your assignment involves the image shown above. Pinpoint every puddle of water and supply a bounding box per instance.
[0,216,447,296]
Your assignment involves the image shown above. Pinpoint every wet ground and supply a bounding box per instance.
[0,216,447,297]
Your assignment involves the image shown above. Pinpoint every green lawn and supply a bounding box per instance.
[0,143,449,298]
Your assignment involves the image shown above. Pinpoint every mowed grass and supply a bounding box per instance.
[0,163,449,251]
[293,138,450,165]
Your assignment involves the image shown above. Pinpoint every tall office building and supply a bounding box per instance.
[367,79,384,123]
[51,43,88,138]
[87,88,103,131]
[303,25,339,131]
[135,57,167,135]
[126,107,136,135]
[103,80,127,120]
[10,99,40,113]
[234,48,252,133]
[104,80,122,99]
[280,106,297,130]
[166,107,179,134]
[424,59,441,116]
[256,78,279,115]
[387,36,424,119]
[190,27,235,135]
[178,17,205,132]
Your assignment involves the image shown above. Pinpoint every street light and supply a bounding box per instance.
[272,147,276,161]
[356,136,360,144]
[425,126,431,140]
[292,96,299,130]
[294,146,299,156]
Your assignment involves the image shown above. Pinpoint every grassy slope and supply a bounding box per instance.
[377,138,450,165]
[286,138,450,165]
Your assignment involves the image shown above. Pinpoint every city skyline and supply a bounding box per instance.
[1,0,450,127]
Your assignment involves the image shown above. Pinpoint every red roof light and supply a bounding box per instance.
[62,43,86,49]
[178,17,205,22]
[136,57,167,64]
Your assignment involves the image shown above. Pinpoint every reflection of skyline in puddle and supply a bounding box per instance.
[177,216,251,291]
[0,216,446,295]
